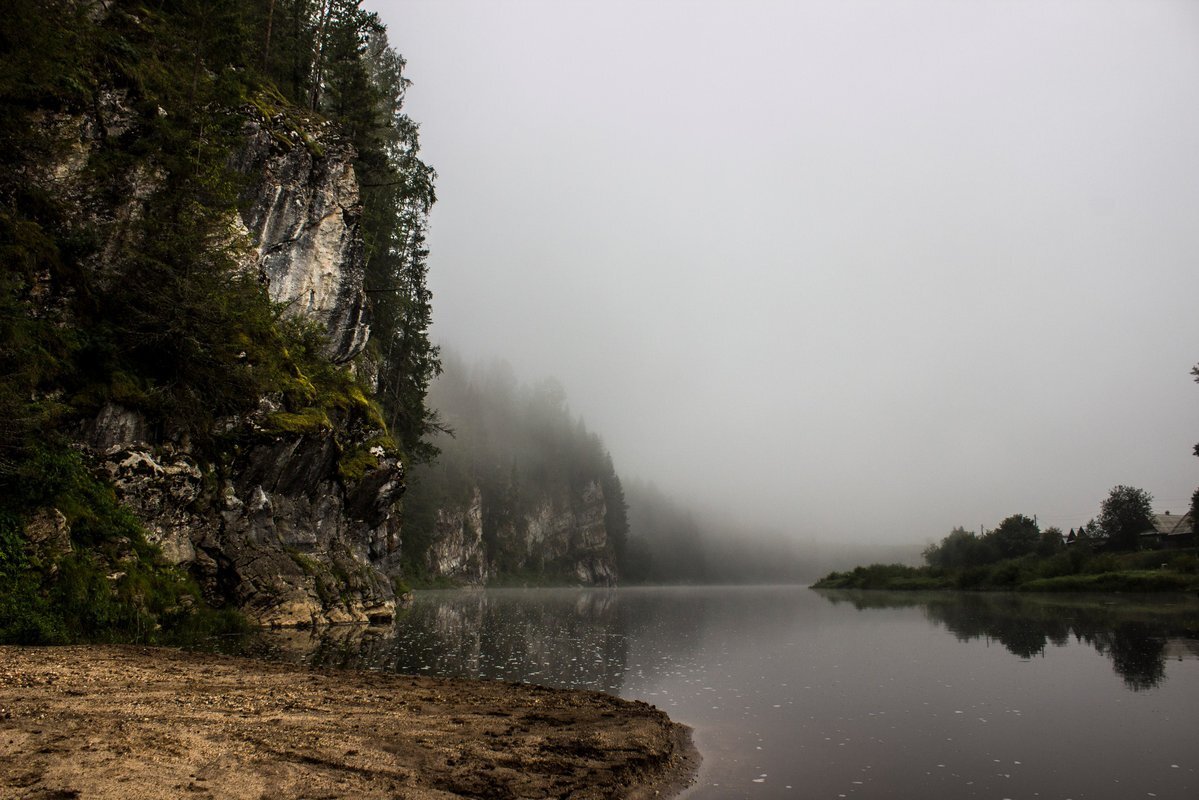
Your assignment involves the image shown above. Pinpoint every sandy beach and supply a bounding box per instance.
[0,645,697,799]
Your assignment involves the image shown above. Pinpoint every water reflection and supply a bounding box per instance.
[193,587,1199,798]
[215,589,640,691]
[209,586,816,695]
[816,590,1199,690]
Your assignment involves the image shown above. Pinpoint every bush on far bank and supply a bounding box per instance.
[812,547,1199,593]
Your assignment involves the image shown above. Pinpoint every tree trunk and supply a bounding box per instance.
[309,0,334,110]
[261,0,276,73]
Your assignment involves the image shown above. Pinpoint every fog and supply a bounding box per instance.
[377,0,1199,549]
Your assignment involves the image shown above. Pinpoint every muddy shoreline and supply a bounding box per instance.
[0,645,697,799]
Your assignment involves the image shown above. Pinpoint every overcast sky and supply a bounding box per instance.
[376,0,1199,546]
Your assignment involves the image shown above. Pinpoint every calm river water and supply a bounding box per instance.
[238,586,1199,799]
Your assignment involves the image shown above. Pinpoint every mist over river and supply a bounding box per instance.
[230,587,1199,799]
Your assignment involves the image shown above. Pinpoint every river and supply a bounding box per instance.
[231,586,1199,799]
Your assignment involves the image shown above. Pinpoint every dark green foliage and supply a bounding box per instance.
[1037,526,1065,556]
[814,564,950,591]
[0,444,248,644]
[0,512,63,643]
[1099,485,1154,551]
[2,0,436,453]
[259,1,443,461]
[828,511,1198,592]
[923,516,1046,571]
[814,546,1199,593]
[986,514,1040,559]
[1019,571,1193,593]
[923,527,992,569]
[317,11,441,465]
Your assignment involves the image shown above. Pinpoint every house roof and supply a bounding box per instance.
[1150,512,1193,536]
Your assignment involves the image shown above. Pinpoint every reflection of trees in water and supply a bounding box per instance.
[1086,622,1167,692]
[817,590,1199,690]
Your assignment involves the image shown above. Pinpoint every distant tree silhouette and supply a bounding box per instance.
[1098,486,1154,551]
[985,514,1040,559]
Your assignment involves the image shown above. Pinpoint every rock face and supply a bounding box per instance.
[46,100,404,626]
[204,421,403,626]
[232,122,369,363]
[86,406,405,627]
[426,481,618,586]
[427,488,487,583]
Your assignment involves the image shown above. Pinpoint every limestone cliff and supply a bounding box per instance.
[233,121,370,363]
[0,1,449,640]
[40,97,405,626]
[400,355,627,587]
[19,87,616,617]
[425,487,487,584]
[420,480,618,587]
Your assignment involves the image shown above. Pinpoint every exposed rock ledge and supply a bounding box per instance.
[0,645,698,800]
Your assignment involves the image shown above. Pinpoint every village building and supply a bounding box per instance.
[1139,511,1195,550]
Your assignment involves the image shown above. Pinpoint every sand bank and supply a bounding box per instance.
[0,645,697,799]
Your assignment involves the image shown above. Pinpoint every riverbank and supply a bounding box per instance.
[812,548,1199,592]
[0,645,698,799]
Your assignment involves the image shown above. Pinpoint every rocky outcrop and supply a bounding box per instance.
[34,90,369,365]
[96,436,204,566]
[6,5,431,632]
[232,120,370,363]
[23,508,73,567]
[425,481,618,586]
[41,98,403,626]
[205,431,402,627]
[87,400,403,627]
[427,488,487,583]
[26,84,616,622]
[522,482,617,585]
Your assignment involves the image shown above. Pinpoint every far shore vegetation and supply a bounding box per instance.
[814,485,1199,594]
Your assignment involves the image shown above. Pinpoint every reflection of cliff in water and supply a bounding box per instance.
[232,589,632,691]
[211,586,808,694]
[392,589,633,691]
[816,590,1199,690]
